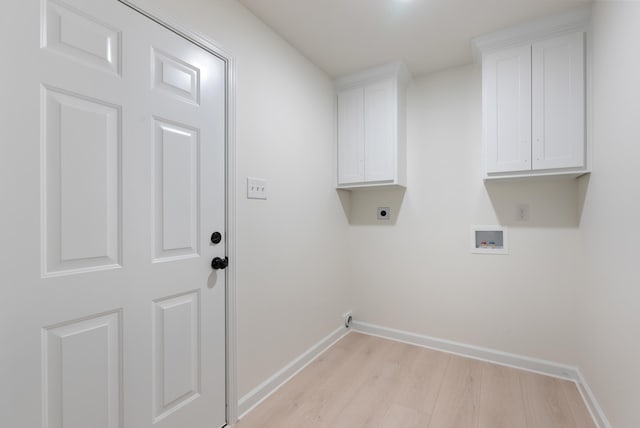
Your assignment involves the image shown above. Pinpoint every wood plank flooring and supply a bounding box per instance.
[234,333,594,428]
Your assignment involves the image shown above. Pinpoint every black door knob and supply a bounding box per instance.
[211,256,228,270]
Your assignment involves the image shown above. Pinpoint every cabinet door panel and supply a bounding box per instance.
[338,87,365,184]
[532,32,585,170]
[483,45,532,173]
[364,78,395,182]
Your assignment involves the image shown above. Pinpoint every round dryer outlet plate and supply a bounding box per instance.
[377,207,390,220]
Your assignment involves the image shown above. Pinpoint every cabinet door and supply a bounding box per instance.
[364,78,395,182]
[483,45,532,173]
[532,32,585,170]
[338,87,365,184]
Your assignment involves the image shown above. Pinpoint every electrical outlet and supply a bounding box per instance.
[247,177,267,200]
[516,203,530,221]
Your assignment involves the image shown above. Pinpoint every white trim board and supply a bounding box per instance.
[575,371,612,428]
[238,325,349,419]
[351,321,610,428]
[352,321,576,379]
[471,4,592,60]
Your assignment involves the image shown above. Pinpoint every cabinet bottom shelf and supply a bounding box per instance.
[484,170,590,181]
[337,182,406,190]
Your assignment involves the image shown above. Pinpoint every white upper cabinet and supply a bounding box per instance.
[336,63,410,188]
[475,6,590,179]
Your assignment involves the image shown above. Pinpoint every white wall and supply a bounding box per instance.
[577,2,640,427]
[109,2,640,426]
[127,0,352,398]
[348,64,583,365]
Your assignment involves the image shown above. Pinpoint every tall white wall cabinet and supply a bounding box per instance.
[474,7,591,179]
[336,63,410,189]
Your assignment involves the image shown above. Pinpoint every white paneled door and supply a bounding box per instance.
[1,1,227,427]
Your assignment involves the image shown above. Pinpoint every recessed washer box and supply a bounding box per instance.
[471,226,508,255]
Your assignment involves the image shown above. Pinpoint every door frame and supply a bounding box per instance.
[116,1,238,424]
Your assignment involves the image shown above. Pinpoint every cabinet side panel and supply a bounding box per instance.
[396,78,407,187]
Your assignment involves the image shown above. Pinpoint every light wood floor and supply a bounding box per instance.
[234,333,595,428]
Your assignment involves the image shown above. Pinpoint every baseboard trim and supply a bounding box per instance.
[352,321,610,428]
[237,325,348,419]
[575,370,612,428]
[352,321,576,379]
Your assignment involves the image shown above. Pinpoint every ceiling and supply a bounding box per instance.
[236,0,592,77]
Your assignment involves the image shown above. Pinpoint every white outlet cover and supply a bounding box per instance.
[247,177,267,200]
[516,203,530,221]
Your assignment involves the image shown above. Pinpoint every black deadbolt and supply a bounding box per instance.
[210,232,222,244]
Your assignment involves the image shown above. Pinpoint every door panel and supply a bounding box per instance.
[44,0,122,75]
[364,78,395,182]
[153,291,201,422]
[153,119,200,261]
[483,45,532,173]
[337,87,365,184]
[43,311,122,428]
[2,0,227,427]
[532,32,585,170]
[152,49,200,104]
[42,87,122,276]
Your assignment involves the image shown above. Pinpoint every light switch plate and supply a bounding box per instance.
[247,177,267,200]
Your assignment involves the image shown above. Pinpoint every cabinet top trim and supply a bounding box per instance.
[471,4,591,60]
[335,62,411,90]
